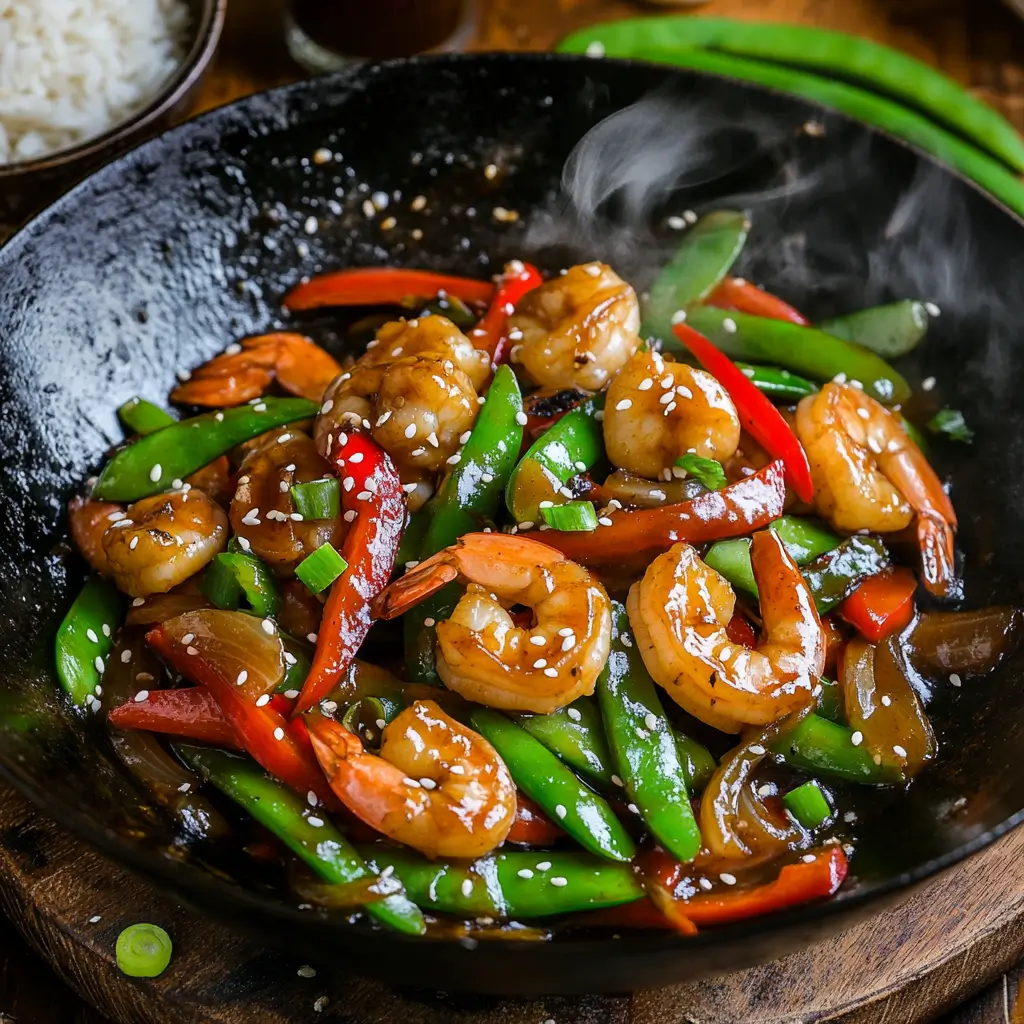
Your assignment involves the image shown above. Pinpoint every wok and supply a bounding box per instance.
[1,54,1023,996]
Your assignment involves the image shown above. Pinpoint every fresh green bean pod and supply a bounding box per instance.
[470,709,636,863]
[55,577,124,708]
[597,603,702,862]
[117,397,177,436]
[736,363,818,401]
[673,730,716,793]
[177,745,426,935]
[516,698,613,786]
[819,300,929,358]
[768,714,902,784]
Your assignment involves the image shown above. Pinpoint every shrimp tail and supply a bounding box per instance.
[918,512,957,598]
[306,715,363,781]
[372,558,459,620]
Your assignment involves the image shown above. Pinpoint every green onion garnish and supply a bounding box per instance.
[926,408,973,444]
[290,478,341,520]
[116,923,173,978]
[200,556,244,611]
[117,397,176,436]
[201,552,280,617]
[675,453,727,491]
[782,780,833,828]
[296,543,348,594]
[341,695,401,737]
[541,500,598,532]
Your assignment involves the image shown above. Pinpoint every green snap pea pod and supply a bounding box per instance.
[704,515,842,598]
[177,745,425,935]
[470,709,636,863]
[516,698,613,786]
[559,17,1024,175]
[768,713,902,784]
[736,363,817,401]
[597,603,701,862]
[673,730,716,793]
[360,846,644,918]
[802,536,890,614]
[95,397,319,502]
[641,210,749,342]
[506,401,605,523]
[405,365,524,685]
[117,397,176,436]
[818,301,929,358]
[680,306,910,405]
[815,678,845,724]
[55,577,125,708]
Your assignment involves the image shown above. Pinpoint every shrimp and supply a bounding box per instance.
[306,700,516,859]
[103,490,228,597]
[230,429,346,574]
[373,533,612,714]
[627,531,825,733]
[508,262,641,391]
[603,350,741,480]
[170,333,343,406]
[315,316,483,485]
[796,382,957,595]
[68,496,125,575]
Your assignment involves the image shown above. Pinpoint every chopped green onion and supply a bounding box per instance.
[341,696,401,737]
[782,780,833,828]
[417,295,478,331]
[201,557,244,610]
[296,543,348,594]
[541,500,598,532]
[116,923,173,978]
[117,397,176,436]
[675,453,727,491]
[201,552,280,617]
[926,408,973,444]
[290,478,341,520]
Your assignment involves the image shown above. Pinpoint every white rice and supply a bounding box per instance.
[0,0,190,165]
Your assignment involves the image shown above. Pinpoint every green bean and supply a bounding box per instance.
[736,363,818,401]
[768,714,902,784]
[516,698,613,786]
[819,301,929,358]
[55,577,124,708]
[558,17,1024,175]
[673,730,716,793]
[117,398,176,436]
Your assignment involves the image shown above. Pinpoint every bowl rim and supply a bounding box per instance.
[0,0,227,178]
[2,49,1023,974]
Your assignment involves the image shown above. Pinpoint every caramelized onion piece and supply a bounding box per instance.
[906,606,1023,678]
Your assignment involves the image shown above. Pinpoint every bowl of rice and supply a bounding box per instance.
[0,0,226,231]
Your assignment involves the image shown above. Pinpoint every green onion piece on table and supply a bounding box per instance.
[116,923,173,978]
[290,478,341,520]
[675,453,727,491]
[736,363,818,401]
[201,552,281,617]
[818,300,930,358]
[55,577,124,708]
[783,781,833,828]
[117,398,176,436]
[927,409,973,443]
[541,501,598,532]
[295,543,348,595]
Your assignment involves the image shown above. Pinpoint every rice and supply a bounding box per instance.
[0,0,190,165]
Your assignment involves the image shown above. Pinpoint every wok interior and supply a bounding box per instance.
[2,55,1024,986]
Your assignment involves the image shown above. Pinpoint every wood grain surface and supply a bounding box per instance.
[5,1,1024,1022]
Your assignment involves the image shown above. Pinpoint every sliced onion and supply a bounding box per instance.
[595,470,706,510]
[162,609,285,700]
[127,588,211,626]
[907,606,1023,678]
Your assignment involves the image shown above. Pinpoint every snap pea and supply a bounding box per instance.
[768,713,902,784]
[737,363,818,401]
[360,846,644,918]
[94,397,319,502]
[395,509,428,568]
[558,17,1024,178]
[469,709,636,863]
[405,366,524,685]
[177,745,425,935]
[516,698,613,786]
[55,577,124,708]
[674,730,716,793]
[597,602,702,862]
[506,399,604,523]
[802,536,890,614]
[117,397,176,436]
[201,552,280,617]
[819,301,929,358]
[642,210,749,342]
[681,306,910,405]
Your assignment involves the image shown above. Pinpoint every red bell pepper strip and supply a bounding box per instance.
[108,687,241,748]
[839,566,918,643]
[706,277,809,326]
[468,260,543,363]
[146,626,335,806]
[283,267,495,312]
[506,794,563,846]
[295,431,405,715]
[539,460,787,568]
[673,323,815,503]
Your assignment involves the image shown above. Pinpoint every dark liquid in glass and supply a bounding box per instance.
[289,0,467,59]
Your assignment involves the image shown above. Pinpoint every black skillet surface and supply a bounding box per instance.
[1,54,1024,997]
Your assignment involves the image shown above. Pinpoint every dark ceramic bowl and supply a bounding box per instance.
[0,0,226,232]
[1,54,1024,996]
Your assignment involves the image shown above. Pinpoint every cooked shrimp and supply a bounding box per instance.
[627,531,824,733]
[508,262,641,391]
[103,490,228,597]
[373,533,611,714]
[170,333,343,406]
[315,316,481,484]
[230,430,346,574]
[307,700,516,859]
[796,382,957,595]
[68,496,125,575]
[603,350,741,480]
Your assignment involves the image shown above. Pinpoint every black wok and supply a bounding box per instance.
[1,54,1024,996]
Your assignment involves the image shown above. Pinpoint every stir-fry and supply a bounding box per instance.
[56,211,1022,940]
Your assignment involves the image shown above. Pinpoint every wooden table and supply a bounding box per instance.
[5,1,1024,1021]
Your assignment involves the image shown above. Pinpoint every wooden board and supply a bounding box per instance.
[2,781,1024,1024]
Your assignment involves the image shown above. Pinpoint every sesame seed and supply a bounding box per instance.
[419,777,437,790]
[253,403,267,413]
[667,215,686,230]
[446,454,461,466]
[873,754,882,765]
[893,744,908,757]
[134,690,149,702]
[644,712,658,731]
[611,775,624,787]
[722,318,738,333]
[86,628,99,643]
[343,509,358,522]
[424,617,436,627]
[881,695,892,706]
[410,447,426,457]
[321,701,338,714]
[214,411,224,422]
[274,727,285,741]
[950,672,962,687]
[676,385,693,399]
[757,784,773,797]
[403,777,421,788]
[585,40,605,56]
[297,964,317,978]
[518,520,534,531]
[533,658,547,669]
[659,391,674,405]
[543,667,558,678]
[635,728,648,740]
[536,861,552,871]
[921,376,936,391]
[186,645,199,656]
[529,635,546,646]
[307,633,318,643]
[149,463,162,482]
[308,816,324,827]
[561,634,576,651]
[94,655,105,673]
[236,670,248,686]
[88,915,102,924]
[851,731,864,746]
[566,707,582,723]
[627,803,640,814]
[461,879,473,897]
[261,618,275,635]
[598,516,613,527]
[720,873,737,885]
[481,473,494,483]
[517,868,534,879]
[131,597,145,607]
[284,689,300,699]
[255,694,271,707]
[802,854,817,864]
[925,302,941,317]
[615,398,633,411]
[748,744,766,756]
[550,877,569,887]
[362,199,375,218]
[670,309,687,325]
[449,764,466,775]
[699,878,713,891]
